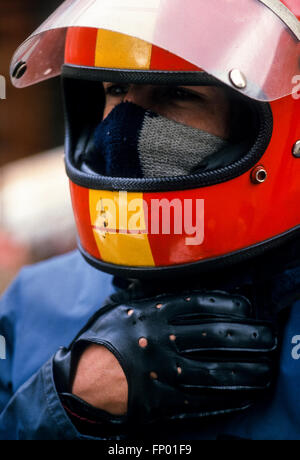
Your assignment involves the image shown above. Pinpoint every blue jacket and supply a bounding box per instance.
[0,250,300,440]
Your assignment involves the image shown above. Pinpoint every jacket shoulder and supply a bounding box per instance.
[12,250,113,307]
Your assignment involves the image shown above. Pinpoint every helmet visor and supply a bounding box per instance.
[10,0,300,101]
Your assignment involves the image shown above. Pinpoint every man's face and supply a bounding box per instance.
[102,83,231,140]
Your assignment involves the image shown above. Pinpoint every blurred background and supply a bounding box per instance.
[0,1,77,294]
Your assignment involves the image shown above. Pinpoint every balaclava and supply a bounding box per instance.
[84,102,231,178]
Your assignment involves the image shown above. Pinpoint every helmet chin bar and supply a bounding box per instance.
[79,225,300,281]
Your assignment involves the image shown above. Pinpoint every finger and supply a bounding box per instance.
[171,321,277,353]
[151,379,254,419]
[161,291,252,320]
[175,356,273,390]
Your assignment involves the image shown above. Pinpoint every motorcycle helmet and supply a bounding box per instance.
[10,0,300,279]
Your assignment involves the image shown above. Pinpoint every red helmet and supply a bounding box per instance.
[11,0,300,279]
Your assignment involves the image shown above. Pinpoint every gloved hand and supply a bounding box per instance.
[53,288,278,429]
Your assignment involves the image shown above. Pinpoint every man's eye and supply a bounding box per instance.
[173,88,190,99]
[166,87,203,102]
[105,84,129,96]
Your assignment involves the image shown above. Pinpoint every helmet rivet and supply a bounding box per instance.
[229,69,247,89]
[12,61,27,80]
[251,166,267,184]
[292,141,300,158]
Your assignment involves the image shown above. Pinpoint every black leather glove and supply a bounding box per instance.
[53,288,278,430]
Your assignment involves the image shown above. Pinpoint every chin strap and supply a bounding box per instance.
[121,256,300,317]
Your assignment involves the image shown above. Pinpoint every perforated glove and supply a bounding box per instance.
[54,289,278,428]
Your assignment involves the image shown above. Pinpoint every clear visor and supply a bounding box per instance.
[10,0,300,101]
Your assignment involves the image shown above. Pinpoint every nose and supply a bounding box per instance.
[123,85,154,111]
